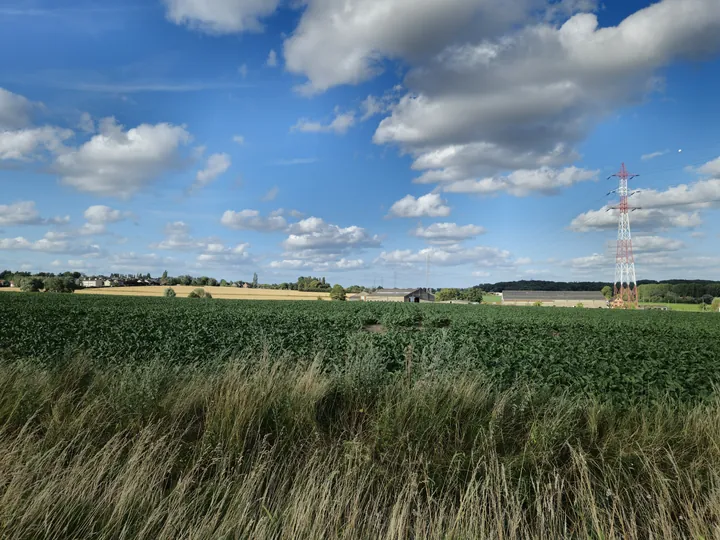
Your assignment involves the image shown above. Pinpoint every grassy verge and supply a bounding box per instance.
[482,294,502,303]
[2,355,720,539]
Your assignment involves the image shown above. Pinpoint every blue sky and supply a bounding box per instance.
[1,0,719,287]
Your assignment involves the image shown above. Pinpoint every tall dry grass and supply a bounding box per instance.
[2,353,720,538]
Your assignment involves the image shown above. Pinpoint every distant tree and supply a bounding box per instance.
[252,272,259,289]
[436,288,462,302]
[330,284,346,301]
[712,298,720,312]
[179,275,192,286]
[462,288,485,303]
[207,278,218,287]
[160,270,169,285]
[346,285,364,293]
[164,287,176,298]
[601,286,612,299]
[701,294,713,306]
[220,279,229,287]
[43,277,75,293]
[19,277,44,292]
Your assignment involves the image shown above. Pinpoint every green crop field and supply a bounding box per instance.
[3,293,720,538]
[2,293,718,402]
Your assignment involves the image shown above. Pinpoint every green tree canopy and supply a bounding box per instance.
[330,284,346,301]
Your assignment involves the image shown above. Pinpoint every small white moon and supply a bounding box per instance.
[678,149,683,153]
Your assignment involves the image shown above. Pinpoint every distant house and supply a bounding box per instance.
[501,290,607,308]
[361,288,435,303]
[348,291,373,302]
[0,280,8,288]
[82,279,104,288]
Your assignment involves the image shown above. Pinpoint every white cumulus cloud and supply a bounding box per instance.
[194,152,231,189]
[54,117,192,198]
[0,201,69,226]
[292,108,356,135]
[411,222,485,244]
[388,193,451,218]
[220,209,287,231]
[162,0,280,34]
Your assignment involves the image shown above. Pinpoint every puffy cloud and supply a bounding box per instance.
[284,0,533,94]
[0,201,69,226]
[283,217,381,256]
[632,179,720,210]
[632,235,684,253]
[292,109,356,135]
[195,243,250,266]
[0,126,73,161]
[162,0,280,34]
[232,135,245,145]
[697,156,720,177]
[375,244,516,268]
[266,49,278,67]
[0,231,100,255]
[373,0,720,186]
[0,87,35,129]
[411,222,485,244]
[360,95,389,121]
[194,152,231,189]
[0,87,73,162]
[570,252,607,270]
[54,117,191,198]
[388,192,451,218]
[84,205,127,224]
[570,176,720,232]
[269,257,366,271]
[641,150,667,161]
[441,166,597,196]
[153,221,250,265]
[220,209,287,231]
[569,206,702,232]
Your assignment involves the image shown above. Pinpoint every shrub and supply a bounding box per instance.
[188,288,211,299]
[164,287,176,298]
[712,298,720,312]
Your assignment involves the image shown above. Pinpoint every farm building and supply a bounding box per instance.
[81,279,105,288]
[501,290,608,308]
[347,291,373,302]
[356,288,435,303]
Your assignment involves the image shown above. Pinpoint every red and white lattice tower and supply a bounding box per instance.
[609,163,640,307]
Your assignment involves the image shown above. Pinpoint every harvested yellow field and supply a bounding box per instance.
[76,286,331,301]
